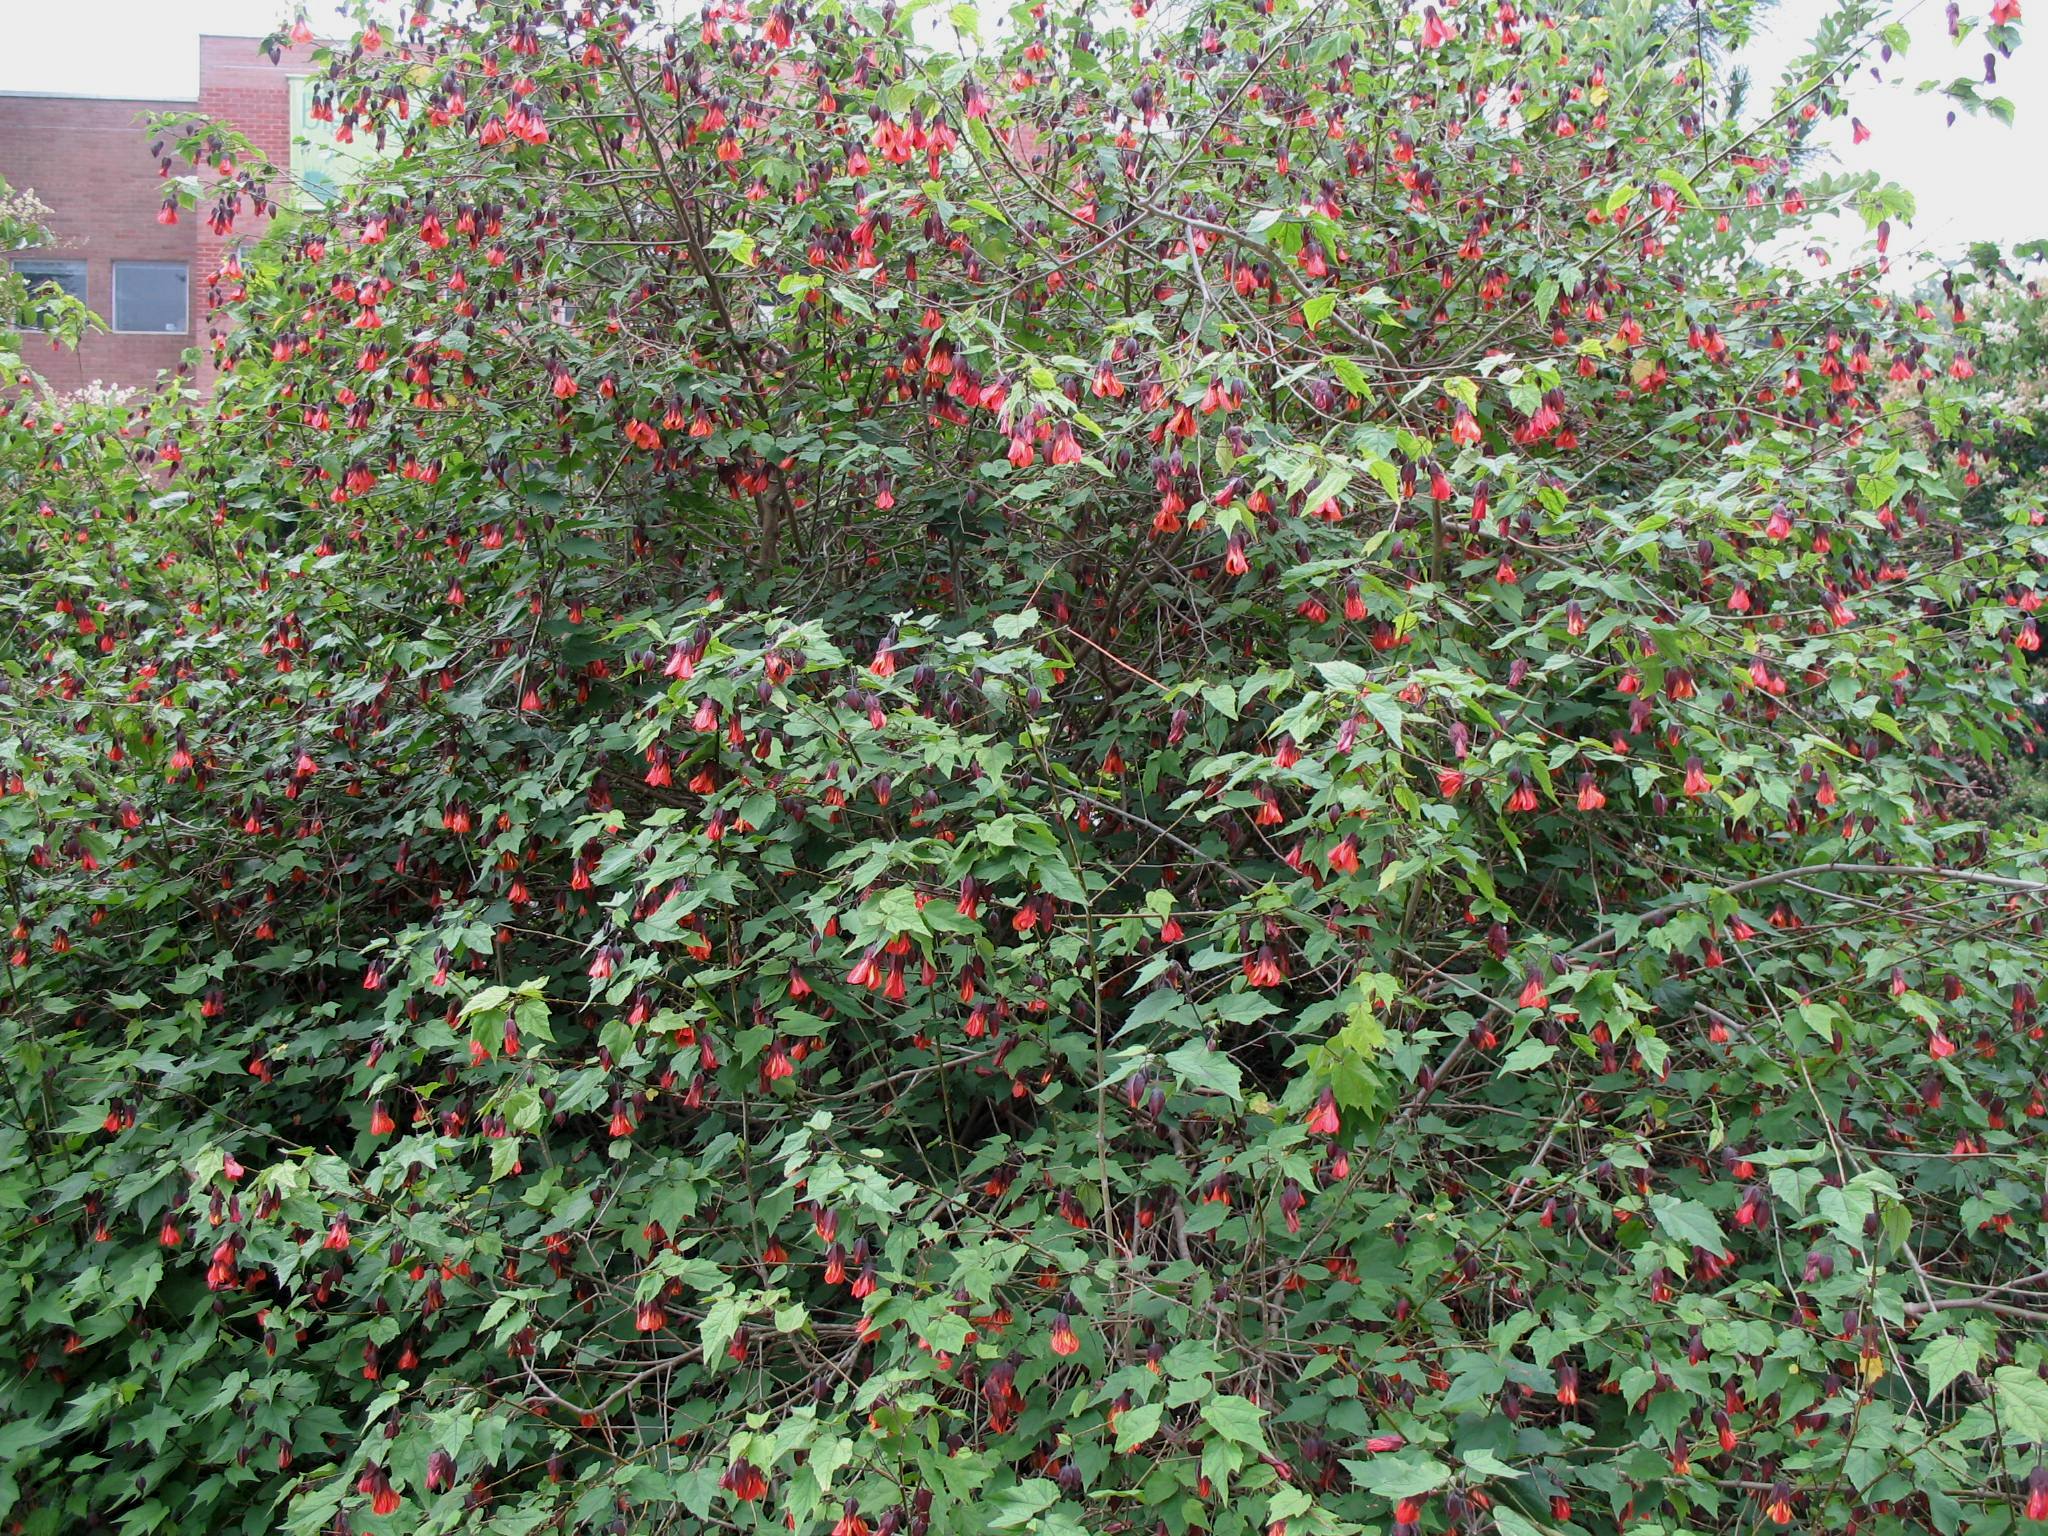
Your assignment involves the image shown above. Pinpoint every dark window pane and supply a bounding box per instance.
[11,258,87,329]
[113,263,188,334]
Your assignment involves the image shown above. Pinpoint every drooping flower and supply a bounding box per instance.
[356,1463,401,1516]
[1050,1311,1081,1355]
[1305,1086,1341,1136]
[720,1460,768,1501]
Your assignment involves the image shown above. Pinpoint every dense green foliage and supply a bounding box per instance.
[5,1,2048,1534]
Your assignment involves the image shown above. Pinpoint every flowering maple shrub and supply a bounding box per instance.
[7,0,2048,1534]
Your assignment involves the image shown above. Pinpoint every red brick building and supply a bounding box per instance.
[1,35,323,395]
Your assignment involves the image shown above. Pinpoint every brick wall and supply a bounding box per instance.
[0,92,197,395]
[0,37,320,397]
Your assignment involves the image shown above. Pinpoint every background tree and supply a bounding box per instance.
[0,175,97,363]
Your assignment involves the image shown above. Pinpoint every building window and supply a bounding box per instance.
[10,258,87,330]
[112,262,188,334]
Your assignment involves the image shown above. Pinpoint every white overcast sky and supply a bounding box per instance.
[1,0,2040,266]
